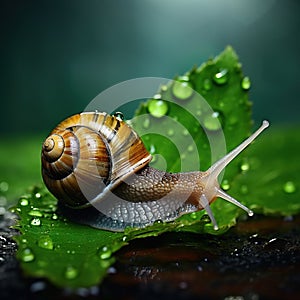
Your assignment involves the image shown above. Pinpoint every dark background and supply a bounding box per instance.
[1,0,299,136]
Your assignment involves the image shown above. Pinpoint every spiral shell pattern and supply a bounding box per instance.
[41,112,152,207]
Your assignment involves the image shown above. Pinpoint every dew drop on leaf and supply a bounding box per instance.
[203,111,223,131]
[187,145,194,152]
[239,160,250,172]
[240,185,248,194]
[283,181,296,194]
[148,99,169,118]
[28,209,43,217]
[98,246,112,260]
[213,68,228,85]
[52,213,58,220]
[235,62,242,72]
[30,218,41,226]
[64,266,78,280]
[143,116,150,129]
[20,248,35,262]
[203,78,212,91]
[167,128,174,137]
[200,214,211,224]
[161,84,168,92]
[190,212,198,220]
[0,181,9,192]
[196,110,202,116]
[149,144,156,154]
[154,219,163,225]
[182,128,189,136]
[241,76,251,90]
[35,193,41,199]
[172,79,194,100]
[221,179,230,191]
[38,235,54,250]
[19,198,29,206]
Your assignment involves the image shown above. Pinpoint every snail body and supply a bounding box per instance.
[41,111,269,231]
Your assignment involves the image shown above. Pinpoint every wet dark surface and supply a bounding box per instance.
[1,213,300,300]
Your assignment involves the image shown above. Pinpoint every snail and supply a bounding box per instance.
[41,111,269,231]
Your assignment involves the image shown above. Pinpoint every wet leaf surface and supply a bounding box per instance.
[1,213,299,299]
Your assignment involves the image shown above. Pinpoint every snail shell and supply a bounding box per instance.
[42,112,151,208]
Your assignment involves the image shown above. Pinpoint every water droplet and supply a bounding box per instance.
[241,76,251,90]
[35,193,41,199]
[20,248,35,262]
[229,115,238,125]
[167,128,174,137]
[149,144,156,154]
[221,179,230,191]
[0,181,9,192]
[28,209,43,217]
[122,235,128,242]
[200,214,211,223]
[190,212,198,220]
[148,99,168,118]
[30,218,41,226]
[52,213,58,220]
[98,246,112,260]
[113,111,124,121]
[283,181,296,194]
[240,185,248,194]
[161,85,168,92]
[180,75,189,81]
[172,80,194,100]
[203,78,212,91]
[218,101,225,108]
[240,160,250,172]
[182,128,189,136]
[187,145,194,152]
[153,93,162,100]
[235,62,243,72]
[19,198,29,206]
[143,117,150,129]
[154,219,163,225]
[213,68,228,85]
[64,266,78,280]
[38,235,54,250]
[203,111,223,131]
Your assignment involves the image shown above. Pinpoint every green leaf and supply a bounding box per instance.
[14,189,126,288]
[133,46,252,176]
[13,46,299,288]
[229,125,300,216]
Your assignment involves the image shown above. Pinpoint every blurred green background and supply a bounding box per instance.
[0,0,299,201]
